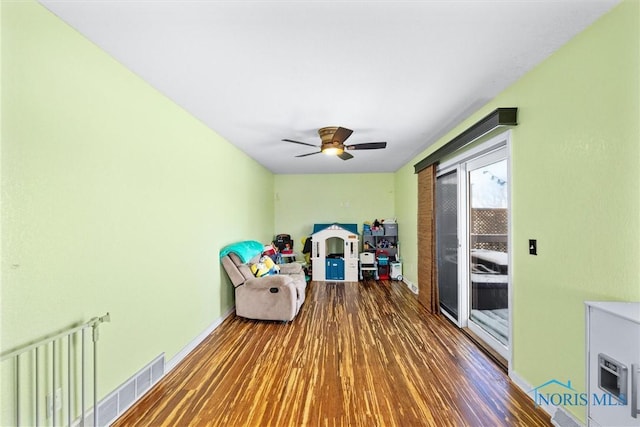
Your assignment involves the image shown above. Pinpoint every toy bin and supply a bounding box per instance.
[371,227,384,236]
[384,223,398,236]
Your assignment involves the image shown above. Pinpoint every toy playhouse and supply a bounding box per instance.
[311,223,359,282]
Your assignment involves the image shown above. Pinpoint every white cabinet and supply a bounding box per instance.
[586,301,640,426]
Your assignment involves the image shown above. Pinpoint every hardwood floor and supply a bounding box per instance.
[113,280,551,426]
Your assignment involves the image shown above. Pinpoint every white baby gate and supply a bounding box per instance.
[1,313,111,426]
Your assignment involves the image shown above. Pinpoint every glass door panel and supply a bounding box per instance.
[468,158,509,348]
[436,170,459,320]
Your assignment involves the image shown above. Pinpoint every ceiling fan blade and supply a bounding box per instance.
[283,138,319,148]
[346,142,387,150]
[295,151,322,158]
[332,127,353,144]
[338,151,354,160]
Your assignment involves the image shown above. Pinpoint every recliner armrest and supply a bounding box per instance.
[279,262,303,275]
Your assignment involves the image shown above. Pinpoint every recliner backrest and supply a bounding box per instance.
[221,252,263,287]
[221,255,246,287]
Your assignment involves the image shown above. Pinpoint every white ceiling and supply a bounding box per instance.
[40,0,619,174]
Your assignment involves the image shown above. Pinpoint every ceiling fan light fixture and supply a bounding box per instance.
[285,125,386,161]
[322,145,344,156]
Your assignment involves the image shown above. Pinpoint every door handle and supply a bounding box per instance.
[632,364,639,419]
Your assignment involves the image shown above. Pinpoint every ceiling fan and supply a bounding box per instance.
[283,126,387,160]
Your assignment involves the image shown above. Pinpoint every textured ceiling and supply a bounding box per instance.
[40,0,619,174]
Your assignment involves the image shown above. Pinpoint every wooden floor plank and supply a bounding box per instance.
[113,280,551,426]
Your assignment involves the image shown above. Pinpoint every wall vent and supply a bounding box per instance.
[551,407,582,427]
[98,394,118,426]
[403,279,418,294]
[74,353,165,426]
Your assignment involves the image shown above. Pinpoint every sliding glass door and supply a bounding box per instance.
[467,152,509,355]
[436,170,459,321]
[435,134,510,360]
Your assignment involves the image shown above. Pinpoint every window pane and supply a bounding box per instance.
[436,170,458,319]
[469,159,509,346]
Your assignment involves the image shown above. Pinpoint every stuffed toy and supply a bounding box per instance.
[250,262,270,277]
[250,256,280,277]
[260,255,280,275]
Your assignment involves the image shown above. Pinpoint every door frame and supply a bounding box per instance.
[465,146,511,360]
[435,164,468,327]
[436,130,513,365]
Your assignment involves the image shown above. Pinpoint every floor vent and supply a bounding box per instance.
[551,407,582,427]
[75,353,165,426]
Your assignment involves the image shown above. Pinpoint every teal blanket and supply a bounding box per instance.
[219,240,264,263]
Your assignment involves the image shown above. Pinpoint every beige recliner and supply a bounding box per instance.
[220,243,307,322]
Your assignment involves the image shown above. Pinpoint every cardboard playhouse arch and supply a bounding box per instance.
[311,223,359,282]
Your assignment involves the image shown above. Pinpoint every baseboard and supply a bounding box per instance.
[510,371,556,418]
[165,306,235,373]
[74,353,165,427]
[402,278,418,294]
[551,407,584,427]
[510,370,585,427]
[80,307,235,426]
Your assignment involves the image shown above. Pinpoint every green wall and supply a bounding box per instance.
[394,163,419,286]
[2,0,639,425]
[1,1,273,423]
[396,0,639,422]
[274,173,395,253]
